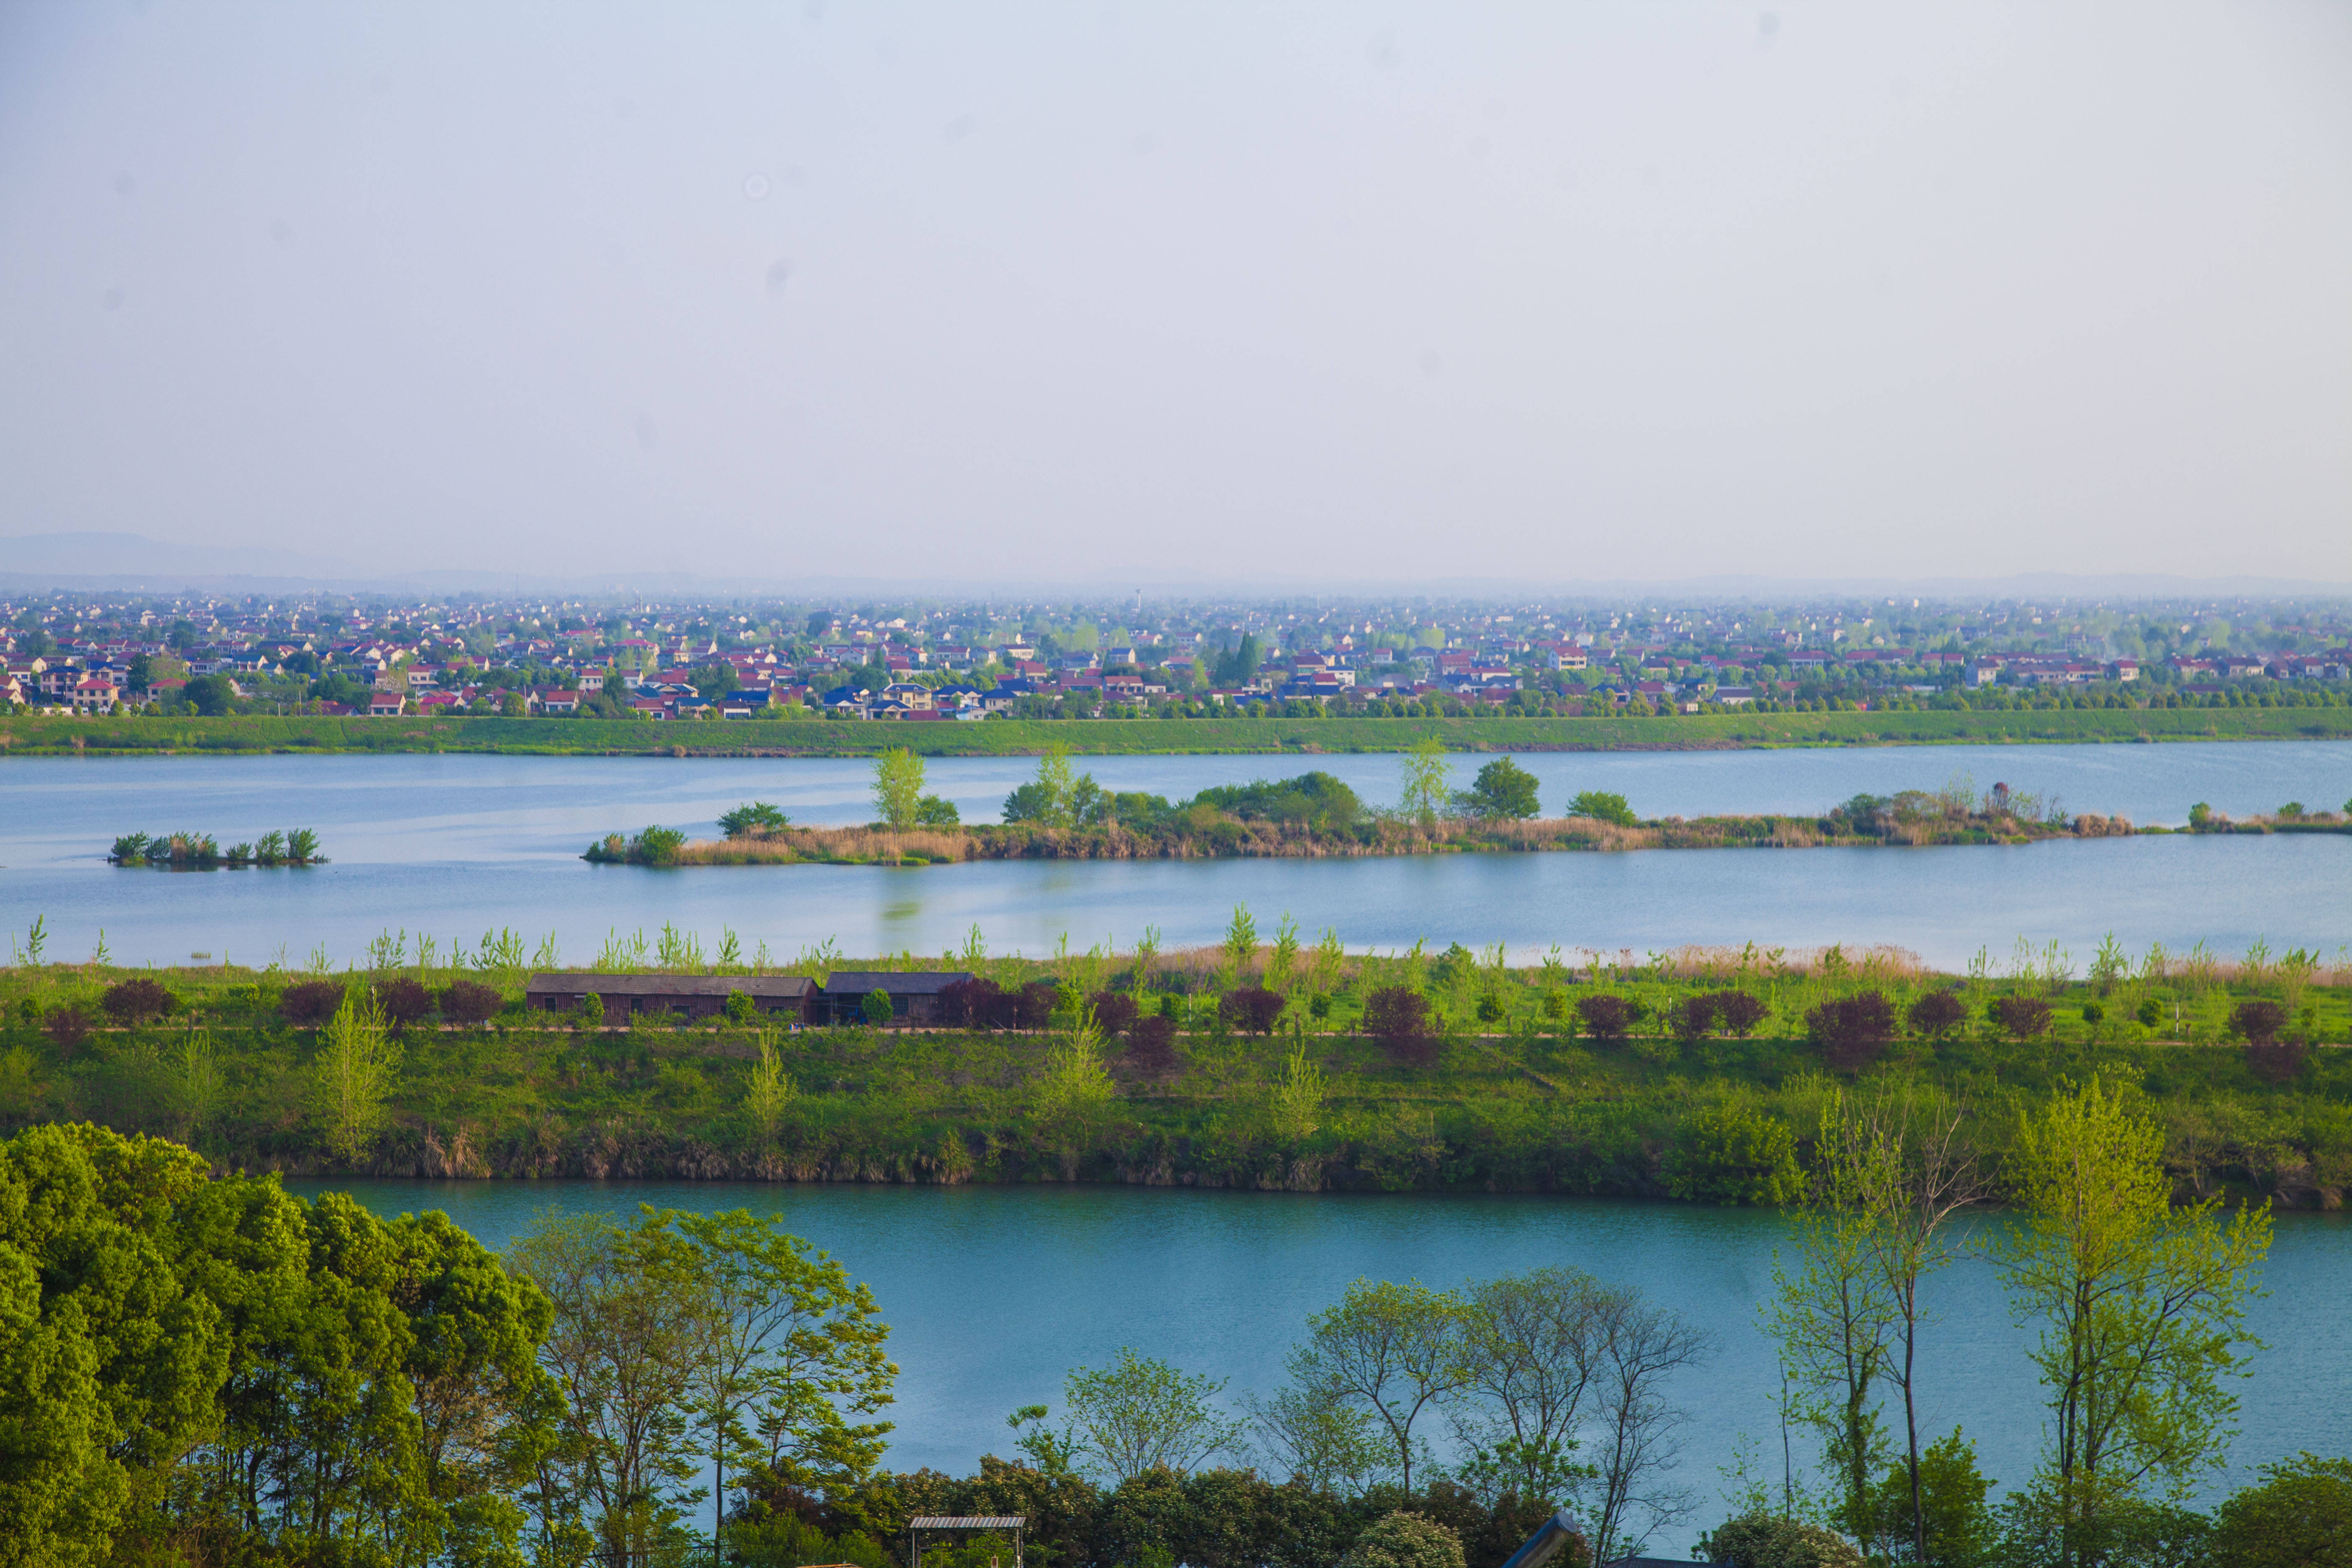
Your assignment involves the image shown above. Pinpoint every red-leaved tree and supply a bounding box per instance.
[1365,986,1437,1066]
[1219,987,1286,1036]
[1575,993,1634,1042]
[1808,991,1897,1071]
[1989,995,2053,1041]
[1908,990,1966,1039]
[439,980,503,1026]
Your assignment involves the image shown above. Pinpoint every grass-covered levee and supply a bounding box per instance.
[2,928,2346,1206]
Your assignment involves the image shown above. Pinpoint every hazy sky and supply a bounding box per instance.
[3,1,2349,584]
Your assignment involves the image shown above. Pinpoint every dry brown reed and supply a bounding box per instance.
[1647,943,1928,983]
[674,826,971,864]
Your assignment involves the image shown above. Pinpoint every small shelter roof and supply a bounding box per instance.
[910,1517,1026,1530]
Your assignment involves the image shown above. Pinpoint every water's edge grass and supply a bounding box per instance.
[7,705,2352,758]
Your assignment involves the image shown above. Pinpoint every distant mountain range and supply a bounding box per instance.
[2,531,2346,601]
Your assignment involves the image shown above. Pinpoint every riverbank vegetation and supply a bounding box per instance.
[9,701,2352,758]
[3,921,2346,1207]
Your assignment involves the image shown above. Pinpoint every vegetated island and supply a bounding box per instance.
[106,828,324,867]
[4,928,2343,1204]
[583,754,2350,867]
[8,701,2352,758]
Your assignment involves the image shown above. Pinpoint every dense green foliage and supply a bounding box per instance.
[0,1122,558,1566]
[2205,1454,2352,1568]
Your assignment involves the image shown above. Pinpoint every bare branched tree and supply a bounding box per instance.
[1451,1266,1615,1499]
[1586,1295,1710,1564]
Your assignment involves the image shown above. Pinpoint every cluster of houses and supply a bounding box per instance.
[8,597,2352,721]
[1961,652,2351,691]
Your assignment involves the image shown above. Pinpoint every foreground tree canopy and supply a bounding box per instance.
[0,1121,557,1567]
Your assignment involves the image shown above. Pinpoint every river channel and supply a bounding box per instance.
[5,741,2346,969]
[294,1177,2352,1521]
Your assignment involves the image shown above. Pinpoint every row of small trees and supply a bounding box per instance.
[975,1269,1705,1567]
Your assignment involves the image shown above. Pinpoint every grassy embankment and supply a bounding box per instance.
[5,943,2345,1205]
[7,704,2352,758]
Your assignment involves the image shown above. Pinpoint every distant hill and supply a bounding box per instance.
[0,531,362,585]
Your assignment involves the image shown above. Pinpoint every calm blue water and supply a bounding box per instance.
[3,743,2346,969]
[292,1178,2352,1521]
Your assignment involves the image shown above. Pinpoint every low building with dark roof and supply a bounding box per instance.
[817,970,974,1025]
[524,972,814,1021]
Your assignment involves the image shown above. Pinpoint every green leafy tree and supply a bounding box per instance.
[640,1209,898,1555]
[1292,1279,1469,1493]
[314,985,400,1163]
[1460,757,1541,820]
[1057,1349,1246,1483]
[1570,790,1638,828]
[184,673,235,715]
[719,802,789,839]
[1270,1037,1326,1142]
[862,990,895,1026]
[1701,1511,1866,1568]
[1834,1091,1984,1565]
[1398,740,1455,829]
[1211,633,1262,686]
[1004,743,1088,828]
[509,1211,716,1566]
[1996,1078,2272,1568]
[1247,1377,1387,1495]
[1769,1105,1899,1547]
[0,1126,220,1564]
[744,1029,794,1138]
[631,826,686,865]
[1221,904,1260,988]
[1034,1002,1116,1136]
[872,748,926,829]
[1341,1511,1467,1568]
[1861,1428,1995,1568]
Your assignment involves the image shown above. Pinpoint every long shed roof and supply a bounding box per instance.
[822,970,972,996]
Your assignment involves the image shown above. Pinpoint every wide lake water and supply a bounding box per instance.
[4,742,2347,970]
[294,1177,2352,1524]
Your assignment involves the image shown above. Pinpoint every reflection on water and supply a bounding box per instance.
[292,1178,2352,1510]
[4,743,2347,968]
